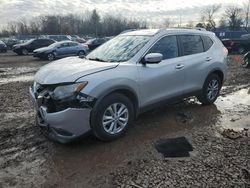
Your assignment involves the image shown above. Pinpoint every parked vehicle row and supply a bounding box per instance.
[10,36,112,60]
[29,28,228,143]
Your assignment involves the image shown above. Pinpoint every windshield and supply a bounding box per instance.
[49,42,60,48]
[86,35,151,62]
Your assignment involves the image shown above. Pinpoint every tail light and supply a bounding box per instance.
[223,47,228,56]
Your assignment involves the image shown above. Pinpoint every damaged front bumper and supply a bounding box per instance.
[29,86,92,143]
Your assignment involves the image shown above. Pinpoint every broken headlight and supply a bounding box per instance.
[53,82,88,100]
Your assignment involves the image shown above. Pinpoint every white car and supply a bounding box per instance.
[30,28,228,143]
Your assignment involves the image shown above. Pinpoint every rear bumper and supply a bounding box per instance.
[29,87,91,143]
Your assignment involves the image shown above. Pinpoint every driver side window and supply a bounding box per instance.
[148,35,178,60]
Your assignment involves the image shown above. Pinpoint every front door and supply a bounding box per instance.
[137,35,185,107]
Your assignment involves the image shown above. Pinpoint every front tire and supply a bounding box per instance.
[21,48,29,55]
[91,93,134,141]
[238,47,245,54]
[243,57,250,68]
[197,74,222,105]
[47,53,55,61]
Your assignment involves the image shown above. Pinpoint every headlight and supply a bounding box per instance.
[53,82,88,100]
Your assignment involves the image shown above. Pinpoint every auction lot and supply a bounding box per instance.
[0,52,250,187]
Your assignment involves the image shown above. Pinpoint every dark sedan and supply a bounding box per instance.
[13,38,55,55]
[222,38,250,54]
[85,37,112,51]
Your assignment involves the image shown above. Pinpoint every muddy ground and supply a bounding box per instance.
[0,52,249,188]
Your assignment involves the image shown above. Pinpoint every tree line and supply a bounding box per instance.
[0,10,147,37]
[196,3,248,31]
[162,1,250,31]
[1,1,250,37]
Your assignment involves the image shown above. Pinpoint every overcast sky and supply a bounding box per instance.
[0,0,246,28]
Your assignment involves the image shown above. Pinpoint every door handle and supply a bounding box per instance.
[205,57,212,61]
[175,64,184,69]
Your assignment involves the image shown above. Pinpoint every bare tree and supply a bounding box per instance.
[162,18,174,28]
[218,17,227,29]
[201,4,221,30]
[225,5,243,30]
[7,22,17,35]
[243,0,250,30]
[186,20,194,28]
[90,10,101,37]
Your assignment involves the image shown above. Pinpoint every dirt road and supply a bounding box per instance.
[0,52,249,187]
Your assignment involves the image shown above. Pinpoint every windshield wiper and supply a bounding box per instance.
[88,57,106,62]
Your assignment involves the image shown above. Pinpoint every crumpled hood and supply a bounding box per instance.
[34,57,119,85]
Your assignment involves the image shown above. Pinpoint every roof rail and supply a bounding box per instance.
[161,27,207,31]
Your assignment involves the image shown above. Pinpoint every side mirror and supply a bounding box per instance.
[143,53,163,64]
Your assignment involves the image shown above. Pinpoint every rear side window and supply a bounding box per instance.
[180,35,204,56]
[69,42,78,47]
[148,35,178,60]
[202,36,214,51]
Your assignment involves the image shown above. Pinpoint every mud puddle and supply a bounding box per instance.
[0,67,36,84]
[0,75,34,84]
[0,67,38,76]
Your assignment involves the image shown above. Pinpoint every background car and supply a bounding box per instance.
[71,35,86,43]
[0,40,7,52]
[85,37,111,51]
[1,38,20,49]
[45,35,72,42]
[13,38,55,55]
[33,41,89,60]
[222,37,250,54]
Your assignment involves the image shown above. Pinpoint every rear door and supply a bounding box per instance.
[178,35,211,93]
[137,35,186,107]
[68,42,79,55]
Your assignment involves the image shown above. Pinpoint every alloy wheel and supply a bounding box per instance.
[47,53,55,61]
[102,103,129,135]
[207,79,219,101]
[22,49,28,55]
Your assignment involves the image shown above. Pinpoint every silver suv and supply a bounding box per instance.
[30,29,228,143]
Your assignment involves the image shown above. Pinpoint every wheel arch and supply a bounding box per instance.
[207,68,224,83]
[94,86,139,119]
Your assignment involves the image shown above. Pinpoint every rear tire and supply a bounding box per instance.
[91,93,134,141]
[197,74,222,105]
[78,50,85,57]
